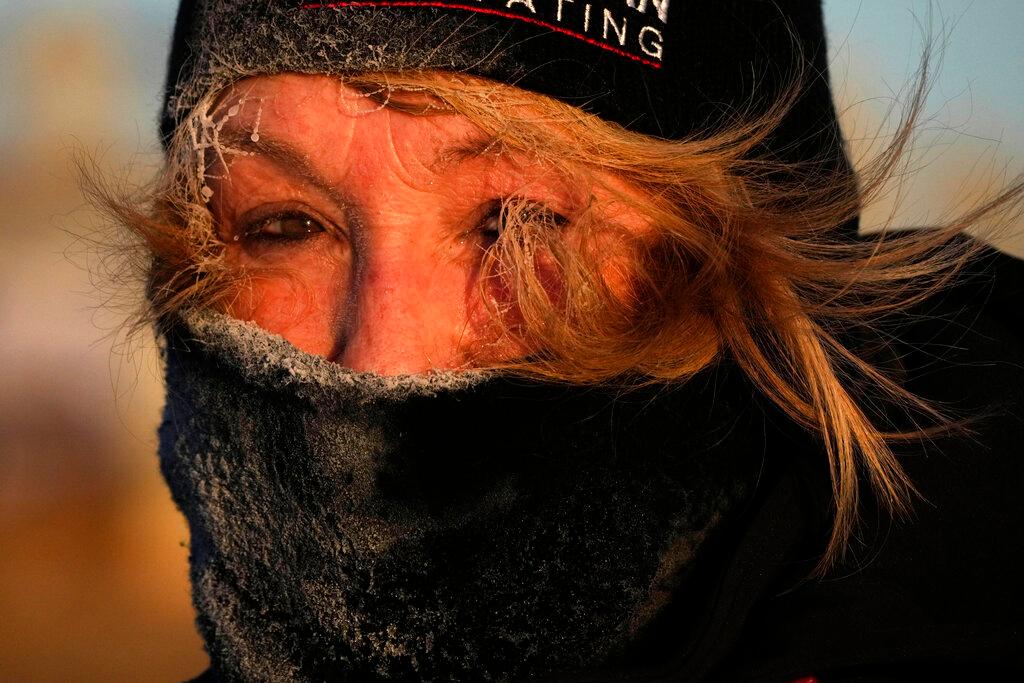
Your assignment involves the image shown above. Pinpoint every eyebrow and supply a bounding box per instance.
[215,127,351,209]
[435,134,507,167]
[215,126,507,195]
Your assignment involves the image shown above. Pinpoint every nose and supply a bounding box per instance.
[336,234,475,375]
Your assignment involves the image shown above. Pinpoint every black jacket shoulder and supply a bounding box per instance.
[707,244,1024,682]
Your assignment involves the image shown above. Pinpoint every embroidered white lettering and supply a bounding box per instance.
[556,0,573,22]
[602,9,627,45]
[505,0,537,13]
[638,24,663,59]
[650,0,668,23]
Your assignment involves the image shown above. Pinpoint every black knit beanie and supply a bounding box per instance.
[162,1,849,176]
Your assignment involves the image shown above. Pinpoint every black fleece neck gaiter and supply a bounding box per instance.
[159,310,764,680]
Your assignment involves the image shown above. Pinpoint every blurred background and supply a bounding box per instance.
[0,1,1021,680]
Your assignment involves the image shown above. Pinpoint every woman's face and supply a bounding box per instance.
[207,74,639,374]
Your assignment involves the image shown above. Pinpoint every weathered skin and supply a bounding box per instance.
[207,74,644,375]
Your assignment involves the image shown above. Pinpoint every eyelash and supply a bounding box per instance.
[478,199,568,243]
[232,209,329,245]
[228,199,567,249]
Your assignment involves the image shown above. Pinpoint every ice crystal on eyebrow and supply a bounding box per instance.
[250,103,263,143]
[187,88,263,202]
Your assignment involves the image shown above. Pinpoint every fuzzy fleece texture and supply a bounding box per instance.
[159,310,764,681]
[165,0,517,134]
[163,0,850,172]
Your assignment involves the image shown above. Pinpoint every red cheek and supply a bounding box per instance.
[222,245,351,359]
[468,245,566,352]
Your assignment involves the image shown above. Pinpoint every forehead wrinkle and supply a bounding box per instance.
[215,126,350,211]
[434,133,507,169]
[374,114,444,193]
[377,113,505,187]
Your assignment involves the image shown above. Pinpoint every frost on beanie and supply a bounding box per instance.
[162,1,851,184]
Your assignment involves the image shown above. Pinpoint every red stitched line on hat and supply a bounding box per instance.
[302,1,663,69]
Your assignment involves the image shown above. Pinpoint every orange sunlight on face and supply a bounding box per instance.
[208,73,638,374]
